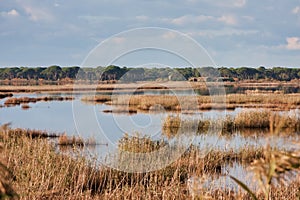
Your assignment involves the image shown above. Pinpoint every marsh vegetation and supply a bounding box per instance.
[81,93,300,112]
[162,110,300,137]
[0,126,299,199]
[1,80,300,199]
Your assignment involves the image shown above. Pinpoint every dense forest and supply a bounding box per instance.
[0,65,300,82]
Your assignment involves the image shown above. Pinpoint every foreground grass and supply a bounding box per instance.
[1,127,300,199]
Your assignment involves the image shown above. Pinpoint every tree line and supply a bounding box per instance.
[0,65,300,82]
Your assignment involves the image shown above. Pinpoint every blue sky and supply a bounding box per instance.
[0,0,300,67]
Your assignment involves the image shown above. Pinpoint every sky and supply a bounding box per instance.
[0,0,300,68]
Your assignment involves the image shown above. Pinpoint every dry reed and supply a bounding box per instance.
[163,110,300,137]
[0,126,299,199]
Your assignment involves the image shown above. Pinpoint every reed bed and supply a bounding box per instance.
[102,107,137,114]
[110,95,203,112]
[4,96,74,107]
[0,93,13,99]
[227,93,300,110]
[1,126,299,199]
[2,126,58,139]
[83,93,300,112]
[162,115,211,137]
[118,134,167,153]
[235,110,300,131]
[117,134,265,173]
[57,134,97,146]
[163,110,300,137]
[81,95,111,103]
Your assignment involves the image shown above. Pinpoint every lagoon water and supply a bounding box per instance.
[1,93,298,155]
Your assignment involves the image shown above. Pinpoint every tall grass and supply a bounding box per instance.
[163,110,300,137]
[1,126,299,199]
[81,95,111,103]
[231,144,300,200]
[235,110,300,131]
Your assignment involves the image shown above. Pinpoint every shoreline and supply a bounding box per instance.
[0,80,299,93]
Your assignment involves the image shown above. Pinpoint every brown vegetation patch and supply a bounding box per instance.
[57,134,97,147]
[102,108,137,114]
[163,110,300,137]
[0,93,13,99]
[21,104,30,110]
[81,95,111,103]
[3,127,59,139]
[4,96,74,107]
[83,93,300,112]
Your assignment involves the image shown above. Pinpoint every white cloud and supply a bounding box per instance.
[112,37,125,44]
[78,15,119,23]
[1,9,19,17]
[292,6,300,14]
[201,0,247,8]
[233,0,247,8]
[136,15,149,21]
[14,0,55,22]
[286,37,300,50]
[242,15,254,22]
[188,29,259,37]
[7,9,19,17]
[162,31,177,40]
[23,5,54,22]
[171,15,213,25]
[185,0,198,3]
[168,14,239,27]
[217,15,238,25]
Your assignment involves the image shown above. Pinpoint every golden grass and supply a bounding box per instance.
[118,134,166,153]
[162,115,211,137]
[1,126,299,199]
[3,126,58,139]
[57,134,97,146]
[234,110,270,129]
[163,110,300,137]
[0,142,17,199]
[81,95,111,103]
[235,110,300,131]
[83,93,300,112]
